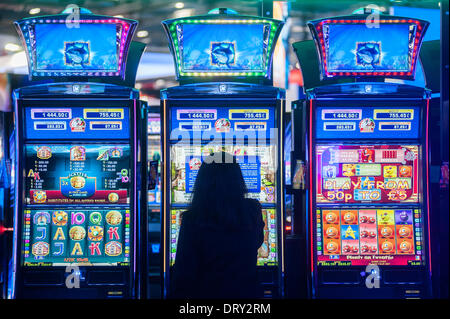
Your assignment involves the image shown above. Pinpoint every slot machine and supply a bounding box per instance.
[291,13,433,298]
[160,8,285,298]
[9,9,147,299]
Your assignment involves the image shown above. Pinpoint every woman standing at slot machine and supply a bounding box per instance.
[170,152,264,299]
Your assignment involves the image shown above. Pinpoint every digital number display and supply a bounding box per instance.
[230,109,269,120]
[31,109,72,120]
[84,109,124,119]
[374,109,414,120]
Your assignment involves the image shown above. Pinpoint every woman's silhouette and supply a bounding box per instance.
[169,152,264,299]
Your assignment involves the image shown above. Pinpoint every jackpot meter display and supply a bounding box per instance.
[25,144,131,205]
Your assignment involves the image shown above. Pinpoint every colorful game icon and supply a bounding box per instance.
[359,148,375,163]
[342,164,356,177]
[69,117,86,132]
[97,149,109,161]
[398,240,413,254]
[88,226,104,241]
[341,210,357,225]
[70,176,86,189]
[399,165,412,177]
[356,42,381,67]
[323,165,337,178]
[359,118,375,133]
[325,240,339,254]
[398,226,412,238]
[106,210,122,226]
[211,42,236,66]
[89,212,102,225]
[380,240,395,254]
[105,241,123,256]
[380,226,394,238]
[108,192,119,203]
[70,146,86,161]
[214,118,231,133]
[383,165,397,178]
[32,241,50,257]
[52,211,68,226]
[110,147,123,158]
[33,191,47,204]
[324,210,339,224]
[36,146,52,159]
[69,226,86,241]
[33,211,50,225]
[325,226,339,238]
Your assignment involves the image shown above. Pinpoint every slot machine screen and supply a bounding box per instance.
[316,144,420,204]
[170,144,277,204]
[315,144,426,267]
[325,23,411,74]
[34,23,119,73]
[169,209,278,266]
[25,144,131,205]
[316,208,425,267]
[22,208,131,266]
[179,23,265,73]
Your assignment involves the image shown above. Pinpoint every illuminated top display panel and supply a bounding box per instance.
[162,13,283,79]
[15,14,137,80]
[307,15,429,79]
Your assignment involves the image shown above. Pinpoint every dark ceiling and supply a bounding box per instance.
[0,0,441,53]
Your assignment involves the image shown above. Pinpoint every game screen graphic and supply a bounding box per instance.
[25,144,130,205]
[325,24,411,73]
[170,144,276,204]
[315,208,425,267]
[34,23,119,72]
[316,144,420,204]
[180,24,265,73]
[22,208,131,266]
[169,209,277,266]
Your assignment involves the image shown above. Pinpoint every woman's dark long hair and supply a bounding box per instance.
[186,152,251,229]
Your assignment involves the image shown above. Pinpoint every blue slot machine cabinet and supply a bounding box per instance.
[160,8,285,298]
[291,13,433,298]
[9,9,147,299]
